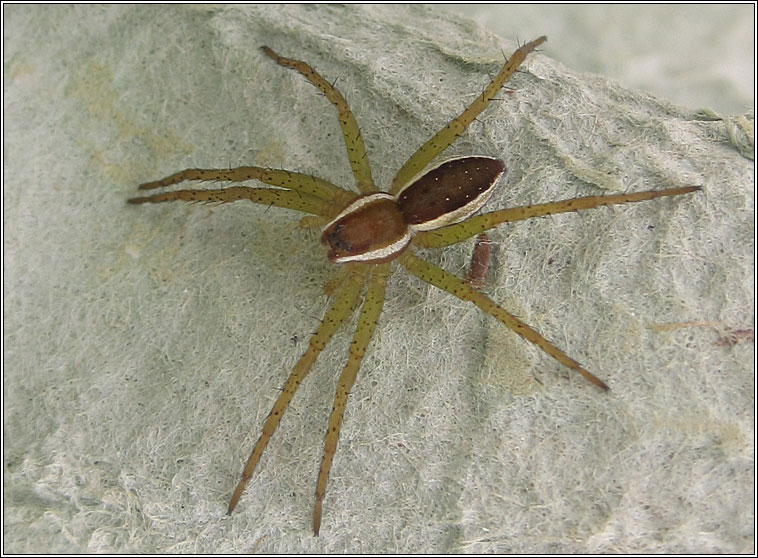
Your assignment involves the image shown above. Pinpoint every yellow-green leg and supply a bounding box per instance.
[312,264,390,535]
[262,47,377,194]
[137,166,352,203]
[416,186,702,249]
[227,266,366,514]
[128,186,333,217]
[400,250,609,390]
[389,36,547,195]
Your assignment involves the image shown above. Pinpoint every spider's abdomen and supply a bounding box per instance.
[321,193,412,264]
[397,156,505,231]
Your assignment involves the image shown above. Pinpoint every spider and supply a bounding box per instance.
[129,36,699,535]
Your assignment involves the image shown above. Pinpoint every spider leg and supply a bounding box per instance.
[415,186,702,249]
[389,36,546,195]
[262,47,377,194]
[137,166,352,203]
[227,266,365,514]
[399,250,609,390]
[128,186,334,217]
[313,264,389,535]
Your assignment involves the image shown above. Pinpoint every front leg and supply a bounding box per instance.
[128,186,334,217]
[137,166,352,203]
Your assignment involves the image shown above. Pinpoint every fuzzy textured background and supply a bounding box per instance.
[3,4,753,553]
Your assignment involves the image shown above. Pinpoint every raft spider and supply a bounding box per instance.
[129,36,699,534]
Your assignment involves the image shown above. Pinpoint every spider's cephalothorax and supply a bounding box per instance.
[129,36,700,535]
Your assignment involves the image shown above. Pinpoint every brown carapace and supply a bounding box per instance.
[128,36,700,534]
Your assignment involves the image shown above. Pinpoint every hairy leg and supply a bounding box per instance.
[313,264,390,535]
[227,266,366,514]
[400,250,608,390]
[137,166,351,203]
[416,186,701,249]
[389,36,546,194]
[128,186,334,217]
[262,47,376,194]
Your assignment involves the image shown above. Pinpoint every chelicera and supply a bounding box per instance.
[129,36,699,534]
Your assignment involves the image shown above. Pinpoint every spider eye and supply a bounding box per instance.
[397,156,505,231]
